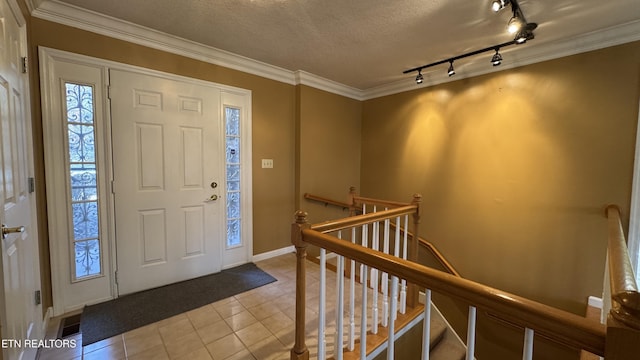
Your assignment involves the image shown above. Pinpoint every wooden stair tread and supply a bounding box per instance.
[430,336,467,360]
[327,304,467,360]
[331,305,424,360]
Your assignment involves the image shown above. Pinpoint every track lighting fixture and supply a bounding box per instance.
[515,23,537,43]
[402,0,536,84]
[447,61,455,77]
[507,11,524,34]
[491,0,510,13]
[491,49,502,66]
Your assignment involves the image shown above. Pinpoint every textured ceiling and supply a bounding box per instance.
[41,0,640,89]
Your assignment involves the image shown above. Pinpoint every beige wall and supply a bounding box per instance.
[362,41,640,358]
[296,85,362,225]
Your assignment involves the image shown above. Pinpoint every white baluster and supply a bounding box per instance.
[393,216,401,321]
[348,227,356,351]
[334,233,344,360]
[421,289,432,360]
[370,206,378,289]
[387,274,399,360]
[381,215,390,327]
[371,215,380,334]
[318,249,326,360]
[400,215,408,314]
[360,265,368,360]
[522,327,534,360]
[360,205,368,284]
[466,306,477,360]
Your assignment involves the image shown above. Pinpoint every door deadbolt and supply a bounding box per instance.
[211,182,218,189]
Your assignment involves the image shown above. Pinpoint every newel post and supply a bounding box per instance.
[408,193,422,308]
[291,210,310,360]
[604,313,640,359]
[348,186,358,217]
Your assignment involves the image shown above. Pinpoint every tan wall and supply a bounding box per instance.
[296,85,362,225]
[362,41,640,358]
[27,17,298,308]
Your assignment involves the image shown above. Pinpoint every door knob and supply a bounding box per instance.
[2,224,25,239]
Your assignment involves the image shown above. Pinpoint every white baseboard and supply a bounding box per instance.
[588,296,603,309]
[42,306,53,334]
[252,245,295,262]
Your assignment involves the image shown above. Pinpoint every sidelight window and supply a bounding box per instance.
[65,83,102,280]
[225,107,242,249]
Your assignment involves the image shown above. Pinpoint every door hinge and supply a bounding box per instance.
[110,180,115,194]
[107,85,111,100]
[21,57,27,74]
[34,290,41,305]
[28,177,35,193]
[114,271,118,284]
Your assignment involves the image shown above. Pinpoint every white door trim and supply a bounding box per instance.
[39,47,253,314]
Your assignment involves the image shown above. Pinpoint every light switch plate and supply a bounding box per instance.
[261,159,274,168]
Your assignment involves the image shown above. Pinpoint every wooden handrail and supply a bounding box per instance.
[352,195,411,209]
[306,191,459,276]
[310,205,418,234]
[387,222,461,278]
[418,238,460,278]
[304,192,352,210]
[300,227,607,356]
[606,205,640,330]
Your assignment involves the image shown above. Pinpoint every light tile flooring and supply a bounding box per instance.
[37,253,327,360]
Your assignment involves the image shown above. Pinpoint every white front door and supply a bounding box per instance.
[110,69,225,295]
[0,0,43,358]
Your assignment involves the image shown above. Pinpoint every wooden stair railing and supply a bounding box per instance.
[291,209,606,359]
[604,205,640,359]
[301,190,640,359]
[306,188,457,278]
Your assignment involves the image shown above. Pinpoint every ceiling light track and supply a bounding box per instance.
[404,0,536,82]
[404,40,515,77]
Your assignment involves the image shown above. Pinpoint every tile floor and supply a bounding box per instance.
[37,252,327,360]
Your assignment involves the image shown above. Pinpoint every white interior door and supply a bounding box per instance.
[110,69,224,295]
[0,0,43,358]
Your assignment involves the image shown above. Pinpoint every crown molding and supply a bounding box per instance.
[31,1,640,101]
[295,71,364,100]
[23,0,40,13]
[32,0,298,85]
[362,19,640,100]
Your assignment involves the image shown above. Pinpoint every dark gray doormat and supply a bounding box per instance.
[80,263,276,346]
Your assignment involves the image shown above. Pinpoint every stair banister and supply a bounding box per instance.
[301,190,632,359]
[604,205,640,359]
[297,223,606,357]
[310,205,417,234]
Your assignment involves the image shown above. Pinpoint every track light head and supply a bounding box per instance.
[514,23,537,43]
[415,70,424,84]
[507,11,524,34]
[447,61,455,77]
[491,49,502,66]
[491,0,510,12]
